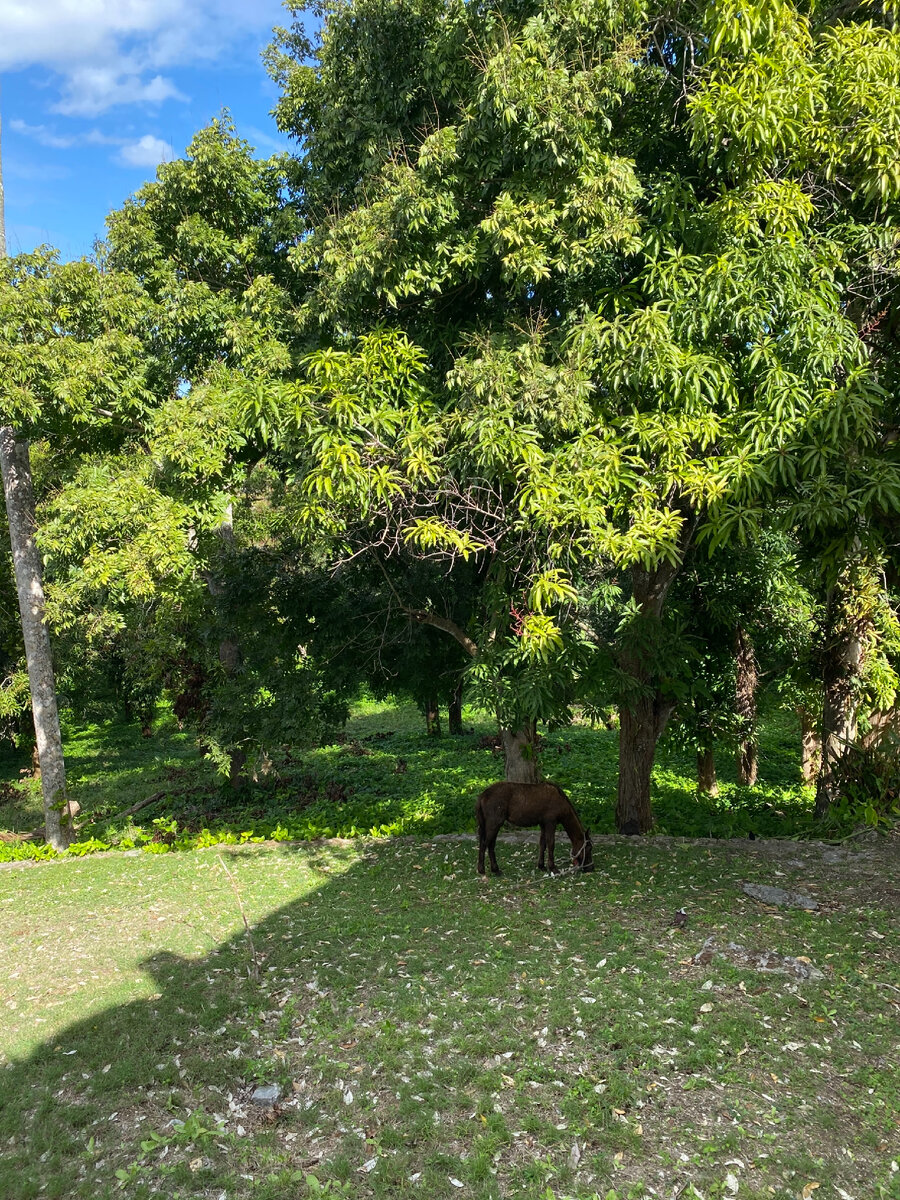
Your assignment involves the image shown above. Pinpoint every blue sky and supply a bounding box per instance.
[1,0,301,261]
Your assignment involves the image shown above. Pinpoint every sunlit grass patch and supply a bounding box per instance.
[0,835,896,1199]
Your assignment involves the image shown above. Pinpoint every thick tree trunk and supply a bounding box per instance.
[735,626,758,786]
[502,722,539,783]
[798,706,821,784]
[424,696,441,737]
[815,619,865,819]
[448,680,464,735]
[0,430,72,850]
[697,748,719,797]
[617,695,673,833]
[615,535,692,833]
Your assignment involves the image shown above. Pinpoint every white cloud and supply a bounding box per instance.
[0,0,284,114]
[9,119,75,149]
[55,67,187,118]
[11,118,172,170]
[116,134,173,168]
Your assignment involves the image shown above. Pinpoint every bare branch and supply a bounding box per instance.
[406,609,479,657]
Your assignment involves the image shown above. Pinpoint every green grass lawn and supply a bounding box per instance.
[0,698,821,861]
[1,834,897,1199]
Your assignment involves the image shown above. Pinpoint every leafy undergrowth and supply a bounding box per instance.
[0,836,897,1200]
[0,701,828,864]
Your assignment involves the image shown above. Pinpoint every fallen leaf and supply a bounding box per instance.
[449,1178,464,1188]
[801,1184,820,1200]
[360,1158,377,1173]
[699,1003,713,1013]
[568,1141,581,1169]
[724,1172,738,1194]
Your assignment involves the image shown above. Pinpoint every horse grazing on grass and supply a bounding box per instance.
[476,781,594,876]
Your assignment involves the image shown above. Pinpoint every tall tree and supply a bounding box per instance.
[258,0,900,829]
[0,112,72,848]
[0,248,153,845]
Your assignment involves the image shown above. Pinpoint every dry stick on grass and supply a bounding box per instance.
[217,854,260,982]
[116,790,166,820]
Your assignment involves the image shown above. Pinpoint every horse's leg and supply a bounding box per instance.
[538,828,546,871]
[544,822,558,874]
[486,817,502,875]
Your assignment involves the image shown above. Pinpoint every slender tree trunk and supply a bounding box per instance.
[697,747,719,797]
[0,108,72,848]
[448,679,464,735]
[798,706,821,784]
[815,613,866,818]
[424,696,441,737]
[502,722,539,783]
[0,431,72,850]
[735,626,758,786]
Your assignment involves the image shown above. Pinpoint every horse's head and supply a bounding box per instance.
[573,828,594,873]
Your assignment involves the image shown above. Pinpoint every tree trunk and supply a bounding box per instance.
[697,747,719,797]
[424,696,441,737]
[502,722,539,783]
[0,430,72,850]
[798,706,821,784]
[617,695,672,834]
[448,680,464,735]
[735,626,758,786]
[815,616,865,818]
[615,537,692,834]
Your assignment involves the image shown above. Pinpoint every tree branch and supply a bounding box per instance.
[406,610,478,658]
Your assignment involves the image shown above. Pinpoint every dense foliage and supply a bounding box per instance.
[2,0,900,840]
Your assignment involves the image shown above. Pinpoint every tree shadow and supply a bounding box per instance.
[0,840,535,1200]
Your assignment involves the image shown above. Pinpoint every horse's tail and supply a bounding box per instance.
[476,797,486,844]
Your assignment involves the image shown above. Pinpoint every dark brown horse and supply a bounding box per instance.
[476,781,594,876]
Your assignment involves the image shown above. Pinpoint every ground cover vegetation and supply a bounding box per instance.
[0,697,816,863]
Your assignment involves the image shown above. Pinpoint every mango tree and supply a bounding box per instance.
[258,0,900,827]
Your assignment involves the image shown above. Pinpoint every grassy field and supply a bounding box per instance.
[1,832,898,1200]
[0,698,819,859]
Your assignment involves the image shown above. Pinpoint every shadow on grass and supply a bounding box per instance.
[0,845,378,1200]
[1,835,897,1200]
[0,841,662,1200]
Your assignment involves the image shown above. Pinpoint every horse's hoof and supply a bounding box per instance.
[491,869,502,876]
[537,864,546,872]
[579,863,595,873]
